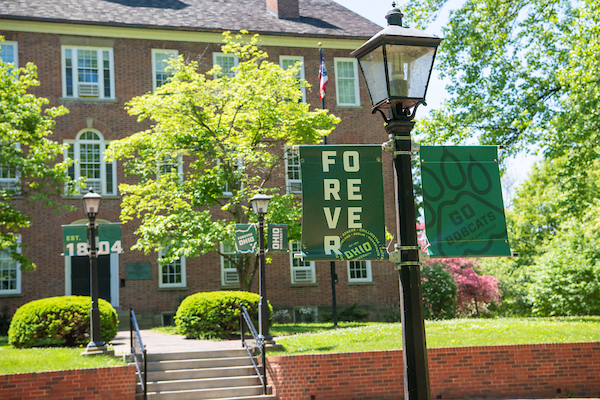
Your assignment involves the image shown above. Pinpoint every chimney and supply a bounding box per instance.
[266,0,299,19]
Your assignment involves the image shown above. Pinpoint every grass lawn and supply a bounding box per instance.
[269,317,600,356]
[0,336,126,375]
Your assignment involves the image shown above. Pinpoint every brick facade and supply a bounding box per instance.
[267,342,600,399]
[0,365,136,400]
[0,14,401,324]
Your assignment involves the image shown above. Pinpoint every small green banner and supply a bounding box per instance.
[62,223,123,256]
[420,145,511,258]
[235,224,257,253]
[299,145,387,261]
[268,224,288,252]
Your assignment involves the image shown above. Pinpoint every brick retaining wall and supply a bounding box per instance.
[0,365,136,400]
[267,342,600,399]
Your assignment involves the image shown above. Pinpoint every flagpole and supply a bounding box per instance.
[318,43,338,328]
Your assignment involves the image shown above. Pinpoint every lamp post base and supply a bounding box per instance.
[81,341,114,356]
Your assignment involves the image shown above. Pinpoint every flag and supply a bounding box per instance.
[318,49,328,100]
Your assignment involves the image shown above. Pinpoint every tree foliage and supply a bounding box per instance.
[106,32,339,290]
[0,39,71,269]
[405,0,599,165]
[420,261,457,319]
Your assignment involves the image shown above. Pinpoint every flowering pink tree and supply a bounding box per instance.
[439,259,501,316]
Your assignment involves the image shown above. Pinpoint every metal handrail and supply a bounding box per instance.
[130,309,147,400]
[240,304,267,395]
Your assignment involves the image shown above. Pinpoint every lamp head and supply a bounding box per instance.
[83,187,101,218]
[250,189,271,215]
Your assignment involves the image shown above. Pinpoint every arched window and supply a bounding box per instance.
[65,129,116,195]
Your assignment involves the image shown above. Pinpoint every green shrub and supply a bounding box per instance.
[338,303,369,322]
[8,296,118,348]
[175,291,272,339]
[421,262,458,319]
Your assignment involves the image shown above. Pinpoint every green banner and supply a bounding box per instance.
[268,224,288,252]
[299,145,387,261]
[62,223,123,256]
[420,146,511,258]
[234,224,257,253]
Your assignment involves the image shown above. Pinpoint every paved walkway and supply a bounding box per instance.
[109,329,245,357]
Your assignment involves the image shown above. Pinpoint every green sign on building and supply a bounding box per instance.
[299,145,387,261]
[420,146,511,258]
[62,223,123,256]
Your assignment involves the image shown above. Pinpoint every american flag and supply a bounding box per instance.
[318,49,328,100]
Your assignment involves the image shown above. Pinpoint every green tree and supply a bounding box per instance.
[527,202,600,316]
[106,32,339,290]
[1,40,71,270]
[421,261,457,319]
[404,0,599,166]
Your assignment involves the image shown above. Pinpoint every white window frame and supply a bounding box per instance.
[279,55,306,103]
[213,52,239,78]
[152,49,178,92]
[290,241,315,284]
[0,41,18,68]
[347,260,372,283]
[284,146,302,194]
[334,58,361,106]
[0,143,21,194]
[61,46,115,99]
[64,129,117,196]
[158,249,186,288]
[157,154,183,180]
[220,243,240,286]
[0,235,21,295]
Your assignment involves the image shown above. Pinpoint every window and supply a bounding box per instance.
[65,130,117,195]
[158,249,186,288]
[290,241,315,284]
[220,158,243,198]
[152,49,178,92]
[213,52,238,77]
[347,260,372,283]
[0,236,21,295]
[285,147,301,194]
[0,143,20,194]
[157,155,183,179]
[62,46,114,99]
[0,41,18,68]
[280,56,306,103]
[334,58,360,106]
[220,243,240,286]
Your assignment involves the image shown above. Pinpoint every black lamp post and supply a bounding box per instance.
[351,3,442,400]
[250,189,272,342]
[82,187,109,355]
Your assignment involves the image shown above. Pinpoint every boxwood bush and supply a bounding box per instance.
[175,291,272,339]
[8,296,118,348]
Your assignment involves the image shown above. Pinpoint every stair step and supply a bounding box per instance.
[147,365,258,381]
[147,349,248,362]
[143,375,261,391]
[140,384,266,400]
[146,356,253,371]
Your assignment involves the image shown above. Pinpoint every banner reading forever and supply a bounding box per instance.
[420,145,511,258]
[299,145,387,261]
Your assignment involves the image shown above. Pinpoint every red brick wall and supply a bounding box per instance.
[267,342,600,399]
[0,365,136,400]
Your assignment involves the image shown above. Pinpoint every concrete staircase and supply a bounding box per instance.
[136,348,277,400]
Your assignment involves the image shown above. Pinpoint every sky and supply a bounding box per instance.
[332,0,541,193]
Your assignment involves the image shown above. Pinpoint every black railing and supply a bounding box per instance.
[130,309,147,400]
[240,304,267,395]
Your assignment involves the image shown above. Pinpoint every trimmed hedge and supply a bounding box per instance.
[175,291,272,339]
[8,296,119,348]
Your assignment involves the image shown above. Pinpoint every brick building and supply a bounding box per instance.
[0,0,403,326]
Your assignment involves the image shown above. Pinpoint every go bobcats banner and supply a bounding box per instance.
[299,145,387,261]
[420,145,511,258]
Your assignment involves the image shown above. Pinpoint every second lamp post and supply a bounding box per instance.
[250,189,272,342]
